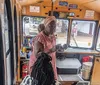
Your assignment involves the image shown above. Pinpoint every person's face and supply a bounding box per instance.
[45,20,56,35]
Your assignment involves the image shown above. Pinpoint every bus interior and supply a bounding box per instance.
[0,0,100,85]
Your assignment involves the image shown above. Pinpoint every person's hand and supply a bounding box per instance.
[55,80,61,85]
[46,46,56,54]
[50,46,56,52]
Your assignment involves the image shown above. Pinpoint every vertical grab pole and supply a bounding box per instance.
[51,0,54,16]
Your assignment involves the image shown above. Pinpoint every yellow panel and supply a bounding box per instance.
[41,2,52,6]
[58,0,93,4]
[21,0,100,20]
[18,0,100,13]
[91,57,100,84]
[84,0,100,13]
[18,0,43,6]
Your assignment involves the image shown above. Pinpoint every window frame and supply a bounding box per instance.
[68,19,98,50]
[22,16,99,50]
[96,25,100,51]
[22,16,45,44]
[22,15,70,46]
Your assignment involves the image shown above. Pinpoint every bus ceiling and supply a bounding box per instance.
[17,0,100,13]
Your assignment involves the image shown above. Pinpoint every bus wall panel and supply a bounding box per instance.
[22,3,100,20]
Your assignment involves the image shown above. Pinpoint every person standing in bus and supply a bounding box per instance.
[29,16,58,80]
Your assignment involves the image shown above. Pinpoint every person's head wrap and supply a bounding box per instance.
[44,16,56,27]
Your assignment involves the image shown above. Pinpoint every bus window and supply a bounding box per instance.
[23,16,69,46]
[23,16,44,37]
[23,16,44,47]
[70,20,96,48]
[96,28,100,51]
[56,19,69,45]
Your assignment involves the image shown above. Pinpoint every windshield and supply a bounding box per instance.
[70,20,96,48]
[23,16,69,47]
[56,19,69,45]
[23,16,44,37]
